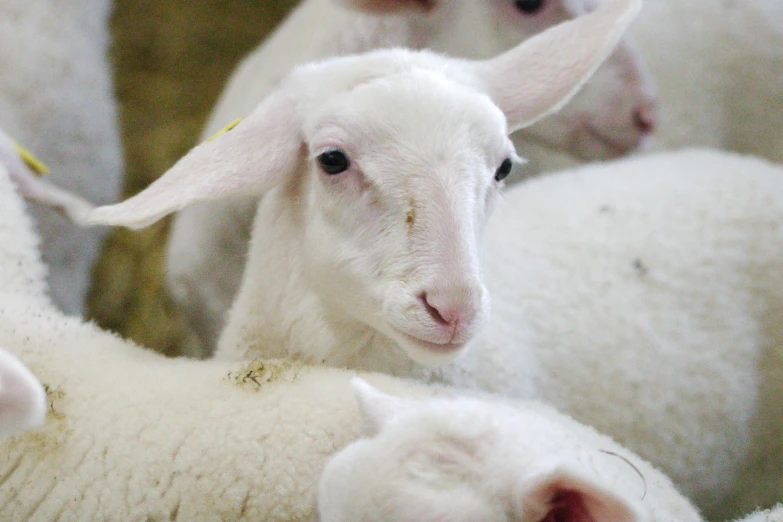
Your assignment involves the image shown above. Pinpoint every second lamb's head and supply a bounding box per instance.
[88,0,641,367]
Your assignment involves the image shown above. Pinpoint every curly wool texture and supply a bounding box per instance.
[0,0,123,315]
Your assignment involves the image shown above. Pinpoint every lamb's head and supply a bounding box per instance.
[0,348,46,437]
[87,0,641,366]
[318,378,645,522]
[336,0,658,161]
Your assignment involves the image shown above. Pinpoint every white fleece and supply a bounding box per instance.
[0,0,123,316]
[219,148,783,521]
[0,163,771,522]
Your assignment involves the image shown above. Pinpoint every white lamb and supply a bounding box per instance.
[0,0,123,315]
[0,161,766,521]
[165,0,659,352]
[85,2,783,518]
[0,151,697,521]
[319,378,704,522]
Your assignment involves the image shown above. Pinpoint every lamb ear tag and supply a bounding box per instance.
[10,139,49,176]
[206,118,242,142]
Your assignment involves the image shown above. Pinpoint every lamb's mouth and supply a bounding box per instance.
[394,329,467,354]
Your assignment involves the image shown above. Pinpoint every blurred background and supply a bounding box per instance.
[88,1,300,357]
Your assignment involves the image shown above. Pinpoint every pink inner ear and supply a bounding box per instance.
[540,490,595,522]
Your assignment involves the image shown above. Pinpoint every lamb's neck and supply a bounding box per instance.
[215,187,410,374]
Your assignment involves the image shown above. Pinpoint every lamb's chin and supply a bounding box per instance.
[392,331,468,368]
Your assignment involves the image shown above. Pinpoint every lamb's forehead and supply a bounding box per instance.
[295,52,509,152]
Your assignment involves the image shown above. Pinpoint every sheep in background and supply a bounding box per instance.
[165,0,658,352]
[0,0,123,316]
[85,2,783,517]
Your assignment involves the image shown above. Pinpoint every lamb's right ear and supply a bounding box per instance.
[87,91,302,229]
[351,378,414,437]
[471,0,642,132]
[333,0,434,14]
[0,348,46,437]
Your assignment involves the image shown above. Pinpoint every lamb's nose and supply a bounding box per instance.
[419,289,480,332]
[633,100,658,134]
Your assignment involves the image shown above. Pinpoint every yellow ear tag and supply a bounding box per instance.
[10,140,50,175]
[207,118,242,142]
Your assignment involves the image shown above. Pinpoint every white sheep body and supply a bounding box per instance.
[165,0,657,352]
[0,0,123,315]
[0,160,767,521]
[217,148,783,520]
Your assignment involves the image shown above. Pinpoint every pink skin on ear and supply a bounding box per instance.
[519,468,641,522]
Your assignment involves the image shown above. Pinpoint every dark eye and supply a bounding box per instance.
[317,149,350,175]
[495,158,513,182]
[514,0,546,14]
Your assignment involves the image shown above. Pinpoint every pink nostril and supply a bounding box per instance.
[633,103,657,134]
[419,293,450,326]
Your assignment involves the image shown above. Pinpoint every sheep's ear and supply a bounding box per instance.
[0,348,46,437]
[87,91,302,229]
[514,465,642,522]
[472,0,641,132]
[0,129,94,225]
[351,378,413,437]
[333,0,434,14]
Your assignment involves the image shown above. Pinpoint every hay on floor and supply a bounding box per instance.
[88,0,301,357]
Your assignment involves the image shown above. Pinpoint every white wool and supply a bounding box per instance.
[740,506,783,522]
[164,0,657,353]
[319,379,702,522]
[0,0,123,316]
[0,162,771,522]
[217,148,783,520]
[0,170,682,520]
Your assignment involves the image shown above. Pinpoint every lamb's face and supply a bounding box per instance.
[299,70,514,366]
[420,0,657,161]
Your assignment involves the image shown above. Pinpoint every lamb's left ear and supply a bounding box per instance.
[351,378,415,437]
[0,348,46,437]
[470,0,642,132]
[87,90,303,229]
[515,465,642,522]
